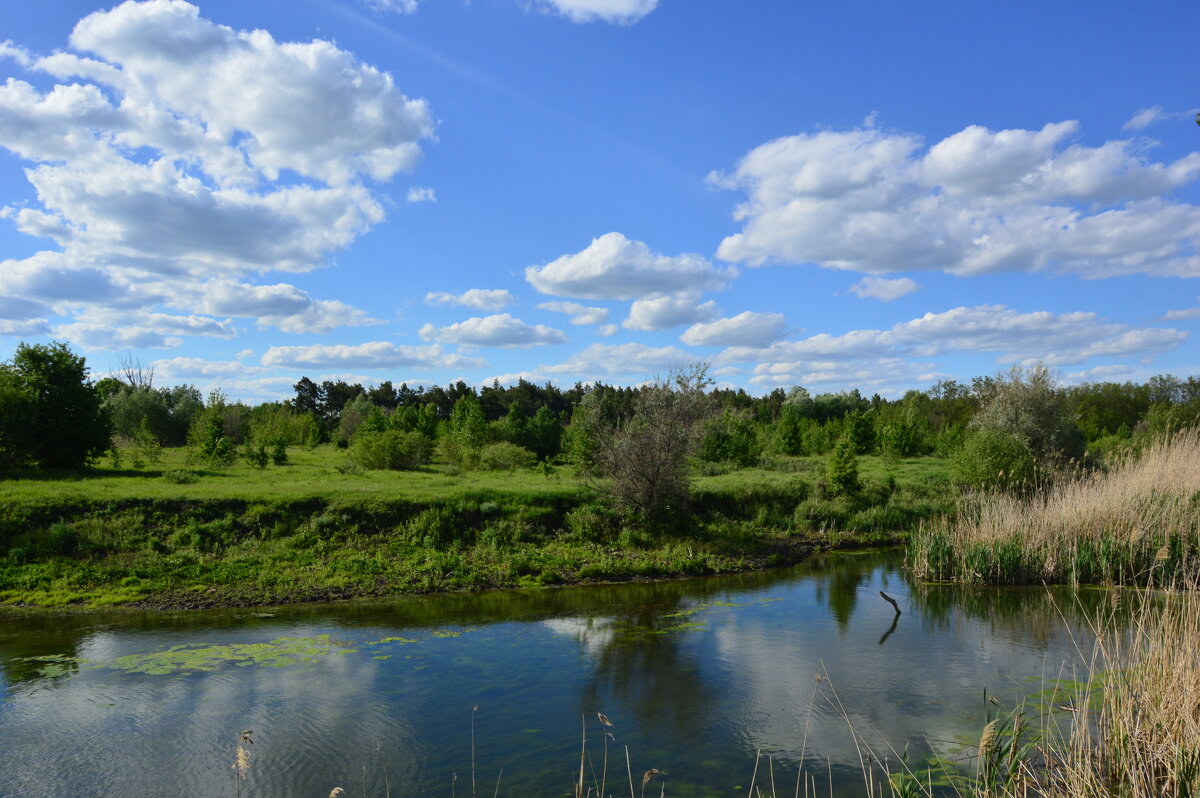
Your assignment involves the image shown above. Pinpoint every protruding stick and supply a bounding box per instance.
[879,591,901,615]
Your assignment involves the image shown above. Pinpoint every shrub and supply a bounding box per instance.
[351,429,432,470]
[699,409,761,466]
[242,439,269,469]
[825,431,860,497]
[478,442,536,471]
[971,364,1085,466]
[952,427,1036,492]
[582,365,715,522]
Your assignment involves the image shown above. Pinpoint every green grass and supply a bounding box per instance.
[0,447,953,609]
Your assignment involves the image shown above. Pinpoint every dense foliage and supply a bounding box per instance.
[5,338,1200,506]
[0,342,110,470]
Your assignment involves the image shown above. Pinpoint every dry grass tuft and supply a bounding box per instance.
[910,429,1200,585]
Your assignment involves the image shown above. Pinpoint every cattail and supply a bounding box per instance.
[642,769,661,786]
[235,746,250,778]
[329,790,345,798]
[978,720,998,760]
[598,712,614,727]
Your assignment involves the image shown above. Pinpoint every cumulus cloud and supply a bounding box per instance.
[1065,364,1137,381]
[0,1,434,346]
[1162,298,1200,321]
[848,276,919,301]
[406,186,436,203]
[424,289,516,310]
[534,0,658,24]
[719,304,1186,386]
[537,301,609,325]
[419,313,567,348]
[543,342,693,377]
[622,294,719,331]
[56,310,237,349]
[680,311,787,347]
[526,232,733,300]
[198,281,380,333]
[262,341,485,370]
[0,295,51,321]
[150,356,266,379]
[713,121,1200,278]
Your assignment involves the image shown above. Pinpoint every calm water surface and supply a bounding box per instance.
[0,550,1109,797]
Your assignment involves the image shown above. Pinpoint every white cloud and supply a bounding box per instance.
[535,0,658,24]
[1163,308,1200,320]
[1065,364,1137,381]
[719,304,1186,376]
[424,289,516,310]
[526,232,733,299]
[597,323,618,337]
[419,313,567,348]
[537,301,609,325]
[56,310,237,349]
[150,356,266,379]
[848,276,919,301]
[198,281,380,333]
[1123,106,1166,131]
[680,311,787,347]
[714,122,1200,278]
[622,293,719,331]
[363,0,420,13]
[262,341,485,370]
[1162,298,1200,321]
[543,342,694,377]
[0,1,434,346]
[0,318,50,336]
[406,186,436,203]
[0,41,33,68]
[0,295,51,321]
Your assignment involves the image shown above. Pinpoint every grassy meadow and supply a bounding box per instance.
[0,445,952,609]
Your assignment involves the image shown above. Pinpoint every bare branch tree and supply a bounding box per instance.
[118,352,154,390]
[580,363,715,523]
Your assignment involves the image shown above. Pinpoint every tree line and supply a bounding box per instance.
[3,341,1200,497]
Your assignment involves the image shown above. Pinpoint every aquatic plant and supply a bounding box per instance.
[909,429,1200,586]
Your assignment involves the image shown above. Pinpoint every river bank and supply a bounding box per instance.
[0,448,952,609]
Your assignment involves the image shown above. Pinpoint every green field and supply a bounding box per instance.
[0,446,952,609]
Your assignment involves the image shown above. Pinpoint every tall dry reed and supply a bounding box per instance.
[909,429,1200,586]
[868,588,1200,798]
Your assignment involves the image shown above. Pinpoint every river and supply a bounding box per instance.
[0,549,1108,797]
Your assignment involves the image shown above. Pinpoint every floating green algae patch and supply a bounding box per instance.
[103,634,359,674]
[17,628,480,680]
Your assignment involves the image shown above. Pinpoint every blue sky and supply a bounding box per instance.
[1,0,1198,401]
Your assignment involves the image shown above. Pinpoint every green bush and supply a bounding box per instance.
[952,428,1036,492]
[825,432,860,497]
[351,429,432,470]
[478,442,536,471]
[699,410,761,466]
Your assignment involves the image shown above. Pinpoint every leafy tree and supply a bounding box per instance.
[525,405,563,461]
[448,395,488,450]
[970,365,1085,465]
[825,430,860,497]
[1,342,110,469]
[699,409,761,466]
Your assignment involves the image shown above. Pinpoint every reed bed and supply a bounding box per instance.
[909,430,1200,586]
[857,588,1200,798]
